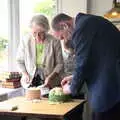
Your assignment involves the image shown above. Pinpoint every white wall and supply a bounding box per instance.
[57,0,87,16]
[88,0,113,16]
[59,0,113,16]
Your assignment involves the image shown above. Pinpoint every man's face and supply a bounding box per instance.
[31,22,46,43]
[54,25,72,41]
[53,22,73,49]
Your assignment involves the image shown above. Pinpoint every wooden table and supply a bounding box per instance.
[0,96,85,120]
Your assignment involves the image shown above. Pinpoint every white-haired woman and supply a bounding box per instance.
[16,14,64,89]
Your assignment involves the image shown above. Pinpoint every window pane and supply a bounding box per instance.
[20,0,56,35]
[0,0,8,71]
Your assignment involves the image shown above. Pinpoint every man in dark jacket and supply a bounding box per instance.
[51,13,120,120]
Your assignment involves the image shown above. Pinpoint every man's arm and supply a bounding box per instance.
[70,17,98,96]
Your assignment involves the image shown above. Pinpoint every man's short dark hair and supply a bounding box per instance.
[52,13,72,31]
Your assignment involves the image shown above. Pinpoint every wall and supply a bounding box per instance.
[57,0,87,17]
[58,0,113,16]
[87,0,113,16]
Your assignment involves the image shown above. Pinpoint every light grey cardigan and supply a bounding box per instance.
[16,33,64,87]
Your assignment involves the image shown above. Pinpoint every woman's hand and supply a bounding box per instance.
[21,72,30,84]
[43,76,51,88]
[43,72,58,88]
[20,72,31,88]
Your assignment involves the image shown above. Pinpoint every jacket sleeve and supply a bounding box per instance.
[52,39,64,74]
[16,36,27,73]
[70,17,98,96]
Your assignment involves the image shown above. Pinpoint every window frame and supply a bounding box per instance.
[8,0,20,71]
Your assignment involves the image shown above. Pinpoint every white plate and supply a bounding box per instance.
[37,85,50,96]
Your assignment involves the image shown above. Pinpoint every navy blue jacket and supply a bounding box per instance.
[70,13,120,112]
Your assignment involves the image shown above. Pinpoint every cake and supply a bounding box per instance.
[25,87,41,100]
[48,87,71,103]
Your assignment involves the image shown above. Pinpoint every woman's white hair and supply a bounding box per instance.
[30,13,50,32]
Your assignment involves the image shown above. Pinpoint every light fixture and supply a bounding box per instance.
[104,0,120,19]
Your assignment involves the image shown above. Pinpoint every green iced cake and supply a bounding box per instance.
[48,87,71,103]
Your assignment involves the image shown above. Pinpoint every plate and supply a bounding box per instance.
[37,85,50,96]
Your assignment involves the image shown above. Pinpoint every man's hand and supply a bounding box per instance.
[61,75,73,86]
[61,75,73,95]
[62,83,71,94]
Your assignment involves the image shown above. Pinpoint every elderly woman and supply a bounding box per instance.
[16,14,63,89]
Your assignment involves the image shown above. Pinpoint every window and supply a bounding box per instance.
[0,0,57,72]
[20,0,57,35]
[0,0,9,71]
